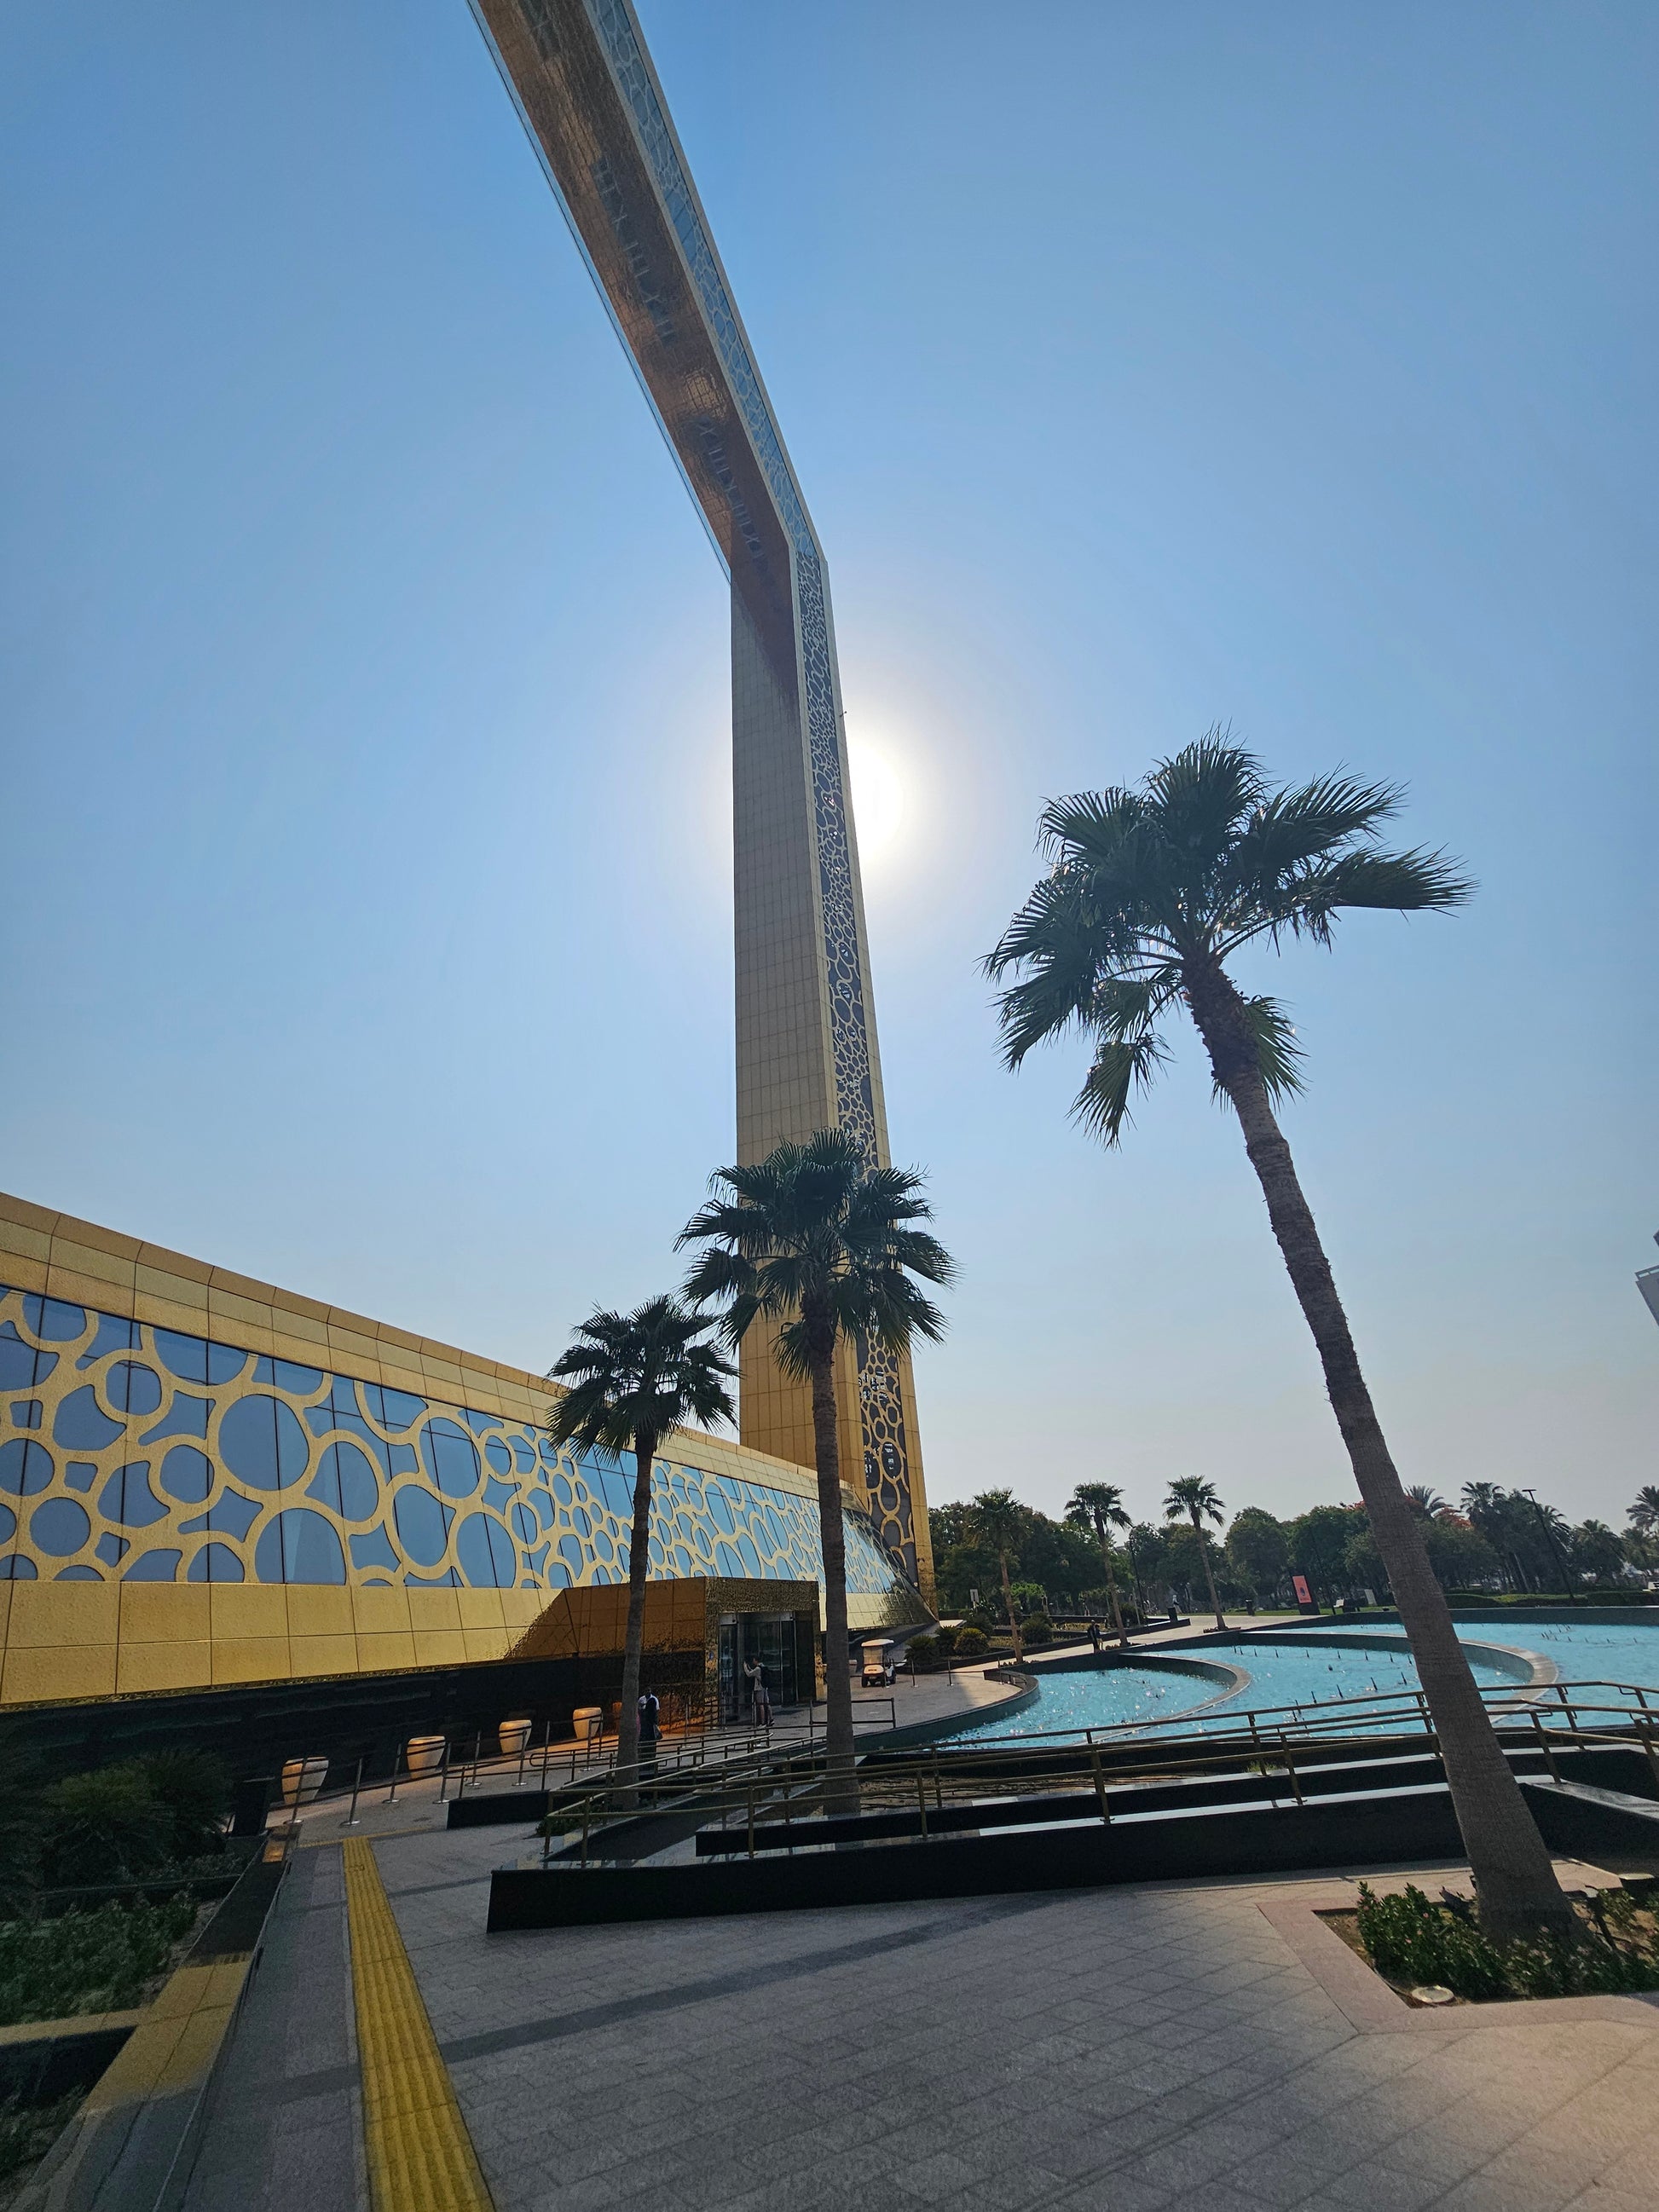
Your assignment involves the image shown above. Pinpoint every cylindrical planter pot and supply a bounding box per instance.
[404,1735,447,1777]
[572,1707,604,1745]
[280,1755,330,1806]
[499,1718,533,1759]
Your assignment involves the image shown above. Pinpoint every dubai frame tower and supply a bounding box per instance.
[470,0,935,1601]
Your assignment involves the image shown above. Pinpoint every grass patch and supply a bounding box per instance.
[1327,1880,1659,2003]
[0,1896,197,2028]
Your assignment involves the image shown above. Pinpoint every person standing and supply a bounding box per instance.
[636,1688,660,1779]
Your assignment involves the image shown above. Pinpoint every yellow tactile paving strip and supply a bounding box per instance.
[343,1836,494,2212]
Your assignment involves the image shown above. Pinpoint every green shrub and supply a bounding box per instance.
[953,1627,989,1657]
[0,2089,83,2186]
[1021,1615,1054,1648]
[40,1770,172,1891]
[0,1896,196,2027]
[140,1752,231,1862]
[905,1635,939,1670]
[933,1625,959,1656]
[1353,1882,1659,2002]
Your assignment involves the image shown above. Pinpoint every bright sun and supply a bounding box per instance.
[847,739,905,860]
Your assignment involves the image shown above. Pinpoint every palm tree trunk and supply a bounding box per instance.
[1000,1550,1024,1661]
[1185,962,1570,1934]
[807,1331,858,1816]
[1192,1512,1226,1632]
[1095,1518,1129,1647]
[616,1426,656,1810]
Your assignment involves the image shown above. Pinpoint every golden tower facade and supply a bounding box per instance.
[472,0,934,1597]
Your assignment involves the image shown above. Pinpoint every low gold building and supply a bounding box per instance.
[0,1193,928,1745]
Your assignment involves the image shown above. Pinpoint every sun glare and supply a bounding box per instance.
[847,738,905,862]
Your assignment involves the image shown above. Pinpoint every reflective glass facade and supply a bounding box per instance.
[0,1282,911,1606]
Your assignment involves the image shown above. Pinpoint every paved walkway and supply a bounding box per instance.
[180,1810,1659,2212]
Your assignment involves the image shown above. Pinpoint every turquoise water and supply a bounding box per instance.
[1307,1618,1659,1695]
[951,1615,1659,1744]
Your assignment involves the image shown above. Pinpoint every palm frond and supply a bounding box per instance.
[1217,771,1405,913]
[1273,846,1474,945]
[1209,994,1304,1107]
[1072,1030,1170,1146]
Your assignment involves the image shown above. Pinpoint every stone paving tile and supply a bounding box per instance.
[357,1839,1659,2212]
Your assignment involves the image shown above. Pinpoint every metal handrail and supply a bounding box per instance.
[525,1676,1659,1864]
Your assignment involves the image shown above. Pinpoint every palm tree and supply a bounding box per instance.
[968,1489,1027,1661]
[1165,1477,1228,1632]
[986,734,1570,1933]
[679,1129,952,1810]
[547,1297,735,1801]
[1067,1482,1132,1646]
[1630,1486,1659,1539]
[1405,1485,1451,1520]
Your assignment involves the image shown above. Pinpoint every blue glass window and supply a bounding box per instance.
[0,1440,54,1496]
[52,1389,123,1453]
[481,1474,517,1515]
[177,1490,260,1541]
[95,1532,128,1568]
[349,1525,400,1574]
[153,1330,247,1385]
[483,1439,512,1478]
[124,1549,181,1581]
[255,1509,345,1584]
[75,1309,138,1362]
[253,1356,324,1395]
[512,1503,539,1545]
[308,1440,380,1522]
[460,1409,496,1438]
[419,1419,479,1500]
[558,1533,583,1574]
[140,1395,211,1444]
[379,1389,425,1433]
[0,1553,38,1579]
[456,1511,516,1589]
[388,1443,419,1476]
[21,1295,85,1342]
[186,1542,244,1583]
[98,1462,168,1528]
[0,1325,53,1391]
[393,1485,451,1568]
[105,1361,162,1417]
[9,1401,41,1429]
[159,1445,212,1504]
[552,1473,573,1507]
[510,1437,535,1474]
[31,1498,90,1556]
[56,1565,103,1581]
[0,1504,13,1545]
[220,1395,309,1490]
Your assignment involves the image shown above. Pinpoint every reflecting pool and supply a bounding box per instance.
[945,1614,1659,1744]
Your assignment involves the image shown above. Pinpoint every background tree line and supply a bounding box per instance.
[930,1481,1659,1621]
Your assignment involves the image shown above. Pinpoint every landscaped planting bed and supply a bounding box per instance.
[1323,1878,1659,2004]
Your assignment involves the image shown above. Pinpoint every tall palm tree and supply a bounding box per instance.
[1165,1476,1228,1632]
[1629,1486,1659,1539]
[547,1297,735,1800]
[1405,1484,1451,1520]
[968,1489,1027,1661]
[1066,1482,1132,1646]
[986,735,1571,1933]
[679,1129,952,1810]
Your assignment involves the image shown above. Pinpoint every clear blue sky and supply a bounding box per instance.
[3,3,1653,1532]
